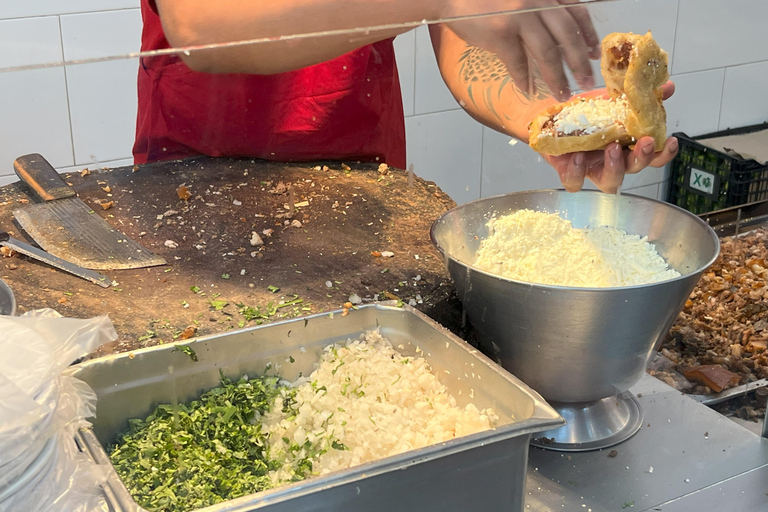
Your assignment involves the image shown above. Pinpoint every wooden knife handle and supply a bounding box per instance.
[13,153,76,201]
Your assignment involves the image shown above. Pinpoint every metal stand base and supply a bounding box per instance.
[530,392,643,452]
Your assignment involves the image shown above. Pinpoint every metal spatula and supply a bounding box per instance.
[11,153,166,270]
[0,231,110,287]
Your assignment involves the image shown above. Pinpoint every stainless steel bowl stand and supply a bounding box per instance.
[530,393,643,451]
[431,190,720,453]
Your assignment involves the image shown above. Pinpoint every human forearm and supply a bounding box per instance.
[429,24,557,142]
[156,0,447,74]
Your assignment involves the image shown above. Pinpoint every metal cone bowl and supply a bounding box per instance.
[430,190,719,451]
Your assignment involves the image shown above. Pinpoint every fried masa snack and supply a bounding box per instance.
[528,31,669,156]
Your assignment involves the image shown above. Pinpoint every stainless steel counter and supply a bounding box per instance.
[525,375,768,511]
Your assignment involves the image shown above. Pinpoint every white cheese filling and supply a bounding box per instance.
[552,95,629,135]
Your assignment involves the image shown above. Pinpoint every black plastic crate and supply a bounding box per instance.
[666,124,768,215]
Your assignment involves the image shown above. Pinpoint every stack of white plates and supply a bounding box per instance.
[0,321,61,508]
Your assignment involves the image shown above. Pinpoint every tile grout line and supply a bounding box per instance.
[0,155,135,179]
[410,29,417,120]
[58,15,77,169]
[669,0,682,74]
[715,65,727,131]
[0,7,137,22]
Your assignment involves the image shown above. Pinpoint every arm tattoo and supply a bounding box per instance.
[458,45,551,122]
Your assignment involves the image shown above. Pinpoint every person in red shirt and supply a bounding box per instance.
[135,0,678,193]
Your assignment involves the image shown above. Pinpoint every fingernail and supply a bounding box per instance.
[557,89,571,102]
[609,145,622,160]
[641,142,654,155]
[573,153,585,167]
[579,75,595,91]
[668,138,679,153]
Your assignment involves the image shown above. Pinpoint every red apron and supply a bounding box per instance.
[134,1,406,168]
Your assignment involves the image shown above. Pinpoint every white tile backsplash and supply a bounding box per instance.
[658,169,671,202]
[56,157,134,174]
[0,2,139,21]
[666,69,724,136]
[393,30,416,118]
[673,0,768,74]
[718,61,768,131]
[589,0,679,53]
[0,16,62,69]
[60,9,142,61]
[0,67,74,170]
[406,110,483,205]
[585,0,680,87]
[623,183,660,201]
[66,59,138,165]
[622,163,668,191]
[413,25,458,116]
[480,128,563,196]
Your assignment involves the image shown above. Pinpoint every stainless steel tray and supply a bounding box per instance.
[69,303,562,512]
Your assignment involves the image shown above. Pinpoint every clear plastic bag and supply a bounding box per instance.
[0,309,117,512]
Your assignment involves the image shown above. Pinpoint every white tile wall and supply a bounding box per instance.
[719,61,768,131]
[57,157,134,174]
[60,9,142,60]
[480,128,562,195]
[0,7,142,182]
[413,26,457,116]
[666,69,724,136]
[393,31,416,118]
[66,59,139,165]
[588,0,679,52]
[405,109,483,205]
[623,183,660,201]
[0,67,74,171]
[673,0,768,75]
[0,175,17,187]
[60,10,142,166]
[622,163,668,191]
[0,2,139,21]
[0,16,62,69]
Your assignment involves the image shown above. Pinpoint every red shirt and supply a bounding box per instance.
[134,1,406,168]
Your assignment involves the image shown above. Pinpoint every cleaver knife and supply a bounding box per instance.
[11,154,166,270]
[0,231,110,287]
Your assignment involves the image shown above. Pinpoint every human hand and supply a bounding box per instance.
[543,81,678,193]
[446,0,600,101]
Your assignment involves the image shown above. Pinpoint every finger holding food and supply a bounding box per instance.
[528,31,669,156]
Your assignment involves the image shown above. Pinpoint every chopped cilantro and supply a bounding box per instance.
[172,345,198,362]
[137,330,156,342]
[109,376,287,512]
[209,299,229,310]
[331,440,349,451]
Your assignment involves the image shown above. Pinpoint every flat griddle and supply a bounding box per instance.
[0,157,462,358]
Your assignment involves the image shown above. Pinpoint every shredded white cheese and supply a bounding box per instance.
[473,209,680,287]
[263,330,497,482]
[552,95,629,135]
